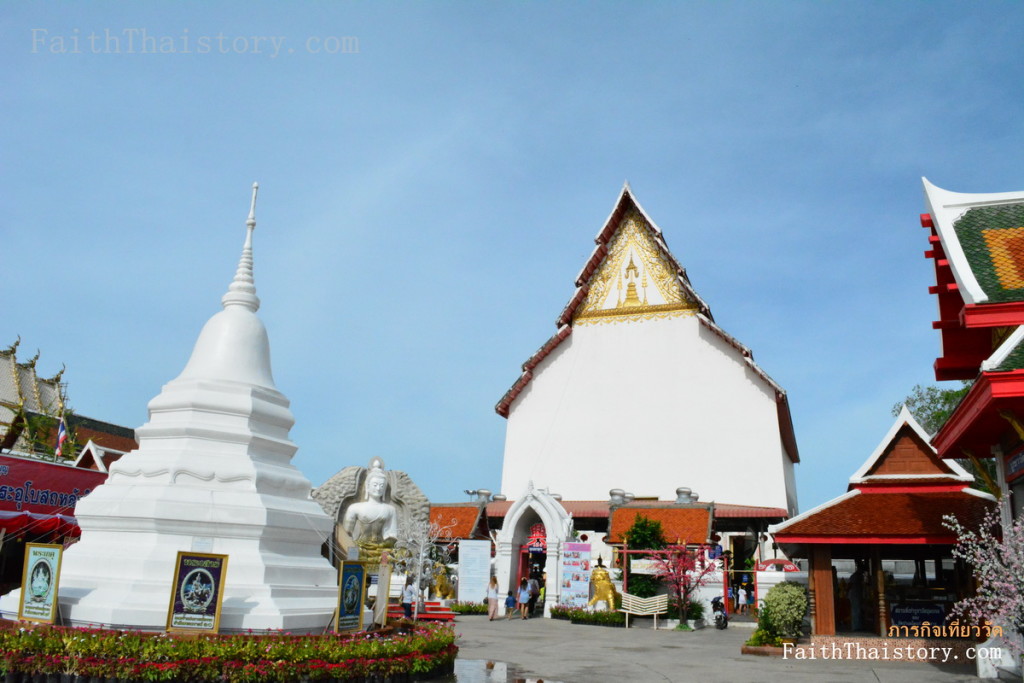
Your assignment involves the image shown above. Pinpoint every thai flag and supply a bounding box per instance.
[55,417,67,458]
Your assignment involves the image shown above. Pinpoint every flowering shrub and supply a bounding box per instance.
[0,622,457,682]
[758,581,807,639]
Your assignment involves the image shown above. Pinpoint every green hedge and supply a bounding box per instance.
[449,602,488,615]
[548,605,625,627]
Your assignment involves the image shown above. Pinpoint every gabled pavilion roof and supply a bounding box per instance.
[772,409,994,547]
[848,406,972,487]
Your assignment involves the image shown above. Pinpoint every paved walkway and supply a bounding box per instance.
[452,615,981,682]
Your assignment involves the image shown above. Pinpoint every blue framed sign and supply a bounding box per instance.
[336,562,366,632]
[166,551,229,633]
[18,543,63,623]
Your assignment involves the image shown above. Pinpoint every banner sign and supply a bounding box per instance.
[0,454,105,514]
[560,542,592,608]
[457,539,491,604]
[166,552,228,632]
[755,559,800,572]
[18,543,63,623]
[630,558,659,575]
[336,562,367,632]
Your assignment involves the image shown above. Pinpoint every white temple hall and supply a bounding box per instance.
[496,185,799,515]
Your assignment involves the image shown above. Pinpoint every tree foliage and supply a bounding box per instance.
[892,382,972,436]
[624,514,666,598]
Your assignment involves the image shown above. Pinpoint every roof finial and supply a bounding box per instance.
[221,182,261,312]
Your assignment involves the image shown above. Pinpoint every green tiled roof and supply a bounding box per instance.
[994,335,1024,372]
[954,203,1024,303]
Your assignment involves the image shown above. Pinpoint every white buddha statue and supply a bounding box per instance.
[342,462,399,564]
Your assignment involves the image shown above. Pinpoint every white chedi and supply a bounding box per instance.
[0,185,338,632]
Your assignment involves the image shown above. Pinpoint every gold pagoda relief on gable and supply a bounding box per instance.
[574,210,698,326]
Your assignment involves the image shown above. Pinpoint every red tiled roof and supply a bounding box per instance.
[486,500,611,518]
[430,505,485,539]
[713,503,789,518]
[773,490,993,542]
[607,507,712,544]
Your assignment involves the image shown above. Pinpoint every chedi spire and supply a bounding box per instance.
[221,182,260,312]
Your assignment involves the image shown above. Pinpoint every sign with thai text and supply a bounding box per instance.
[336,562,367,632]
[630,558,659,575]
[561,542,592,607]
[18,543,63,623]
[0,454,105,514]
[457,539,491,604]
[166,551,228,632]
[1006,448,1024,483]
[890,602,945,629]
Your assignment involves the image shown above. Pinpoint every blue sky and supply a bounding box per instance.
[3,2,1023,512]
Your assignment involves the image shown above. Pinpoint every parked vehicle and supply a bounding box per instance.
[711,595,728,630]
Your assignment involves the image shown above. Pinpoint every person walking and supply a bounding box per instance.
[527,576,540,615]
[504,590,516,619]
[517,578,531,620]
[486,576,500,621]
[401,577,417,620]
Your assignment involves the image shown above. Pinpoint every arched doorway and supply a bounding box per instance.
[495,484,573,617]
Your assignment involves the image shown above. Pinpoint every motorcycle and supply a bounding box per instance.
[711,595,728,629]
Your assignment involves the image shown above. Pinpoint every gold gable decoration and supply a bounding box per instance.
[574,210,698,326]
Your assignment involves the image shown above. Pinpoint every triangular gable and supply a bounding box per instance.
[558,184,709,327]
[74,440,107,472]
[573,203,700,325]
[848,407,972,486]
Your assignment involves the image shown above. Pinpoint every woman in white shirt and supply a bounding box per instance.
[486,576,500,620]
[402,577,418,619]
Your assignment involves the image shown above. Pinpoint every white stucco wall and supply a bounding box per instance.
[501,315,795,513]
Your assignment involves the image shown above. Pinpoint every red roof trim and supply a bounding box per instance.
[853,484,966,494]
[775,535,958,545]
[962,302,1024,328]
[933,371,1024,457]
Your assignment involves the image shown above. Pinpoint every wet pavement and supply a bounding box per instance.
[452,614,981,683]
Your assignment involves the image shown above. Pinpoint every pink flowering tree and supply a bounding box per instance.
[648,544,720,621]
[943,509,1024,651]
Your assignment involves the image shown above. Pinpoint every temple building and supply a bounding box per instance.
[771,407,993,637]
[496,185,799,514]
[922,179,1024,520]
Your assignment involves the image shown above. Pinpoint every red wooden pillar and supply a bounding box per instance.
[810,545,835,635]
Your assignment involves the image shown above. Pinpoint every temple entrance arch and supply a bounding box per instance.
[495,483,573,617]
